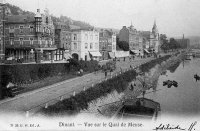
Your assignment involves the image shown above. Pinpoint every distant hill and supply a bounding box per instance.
[4,3,92,28]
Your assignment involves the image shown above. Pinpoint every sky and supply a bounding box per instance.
[5,0,200,38]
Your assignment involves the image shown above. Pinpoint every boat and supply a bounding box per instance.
[98,98,161,120]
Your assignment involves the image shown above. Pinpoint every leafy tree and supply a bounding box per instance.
[117,41,129,51]
[160,34,169,52]
[169,38,180,51]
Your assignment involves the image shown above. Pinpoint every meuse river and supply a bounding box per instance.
[143,56,200,117]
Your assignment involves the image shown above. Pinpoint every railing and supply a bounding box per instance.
[5,44,57,49]
[24,59,152,117]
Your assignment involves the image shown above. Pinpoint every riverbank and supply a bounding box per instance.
[39,55,172,116]
[86,53,186,117]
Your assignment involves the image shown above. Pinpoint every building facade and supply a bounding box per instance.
[141,21,160,53]
[99,29,116,60]
[119,24,145,56]
[175,35,190,49]
[54,22,71,60]
[71,28,101,61]
[0,2,5,62]
[4,8,56,63]
[118,24,138,51]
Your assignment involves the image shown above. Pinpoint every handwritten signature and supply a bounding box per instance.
[153,121,197,131]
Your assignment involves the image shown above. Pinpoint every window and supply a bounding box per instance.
[19,38,23,45]
[10,38,14,45]
[113,37,116,42]
[95,35,98,40]
[74,43,77,50]
[46,17,48,24]
[66,34,68,39]
[19,26,23,33]
[73,34,77,40]
[90,43,93,49]
[30,38,34,45]
[85,43,88,49]
[85,34,88,40]
[43,27,45,33]
[10,33,14,38]
[95,43,98,49]
[10,26,14,29]
[113,45,116,50]
[90,35,93,40]
[46,28,50,34]
[30,26,34,32]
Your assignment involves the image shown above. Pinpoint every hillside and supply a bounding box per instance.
[4,3,92,28]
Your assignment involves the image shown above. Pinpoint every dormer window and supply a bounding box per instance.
[19,26,23,34]
[30,38,34,45]
[30,26,34,32]
[19,38,23,45]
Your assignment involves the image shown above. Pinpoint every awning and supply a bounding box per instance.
[89,51,102,57]
[144,49,150,53]
[64,53,72,60]
[130,50,137,55]
[131,50,139,54]
[35,48,57,51]
[108,52,115,58]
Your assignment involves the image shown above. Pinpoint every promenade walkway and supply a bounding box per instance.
[0,57,154,116]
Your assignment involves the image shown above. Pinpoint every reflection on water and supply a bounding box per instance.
[144,57,200,116]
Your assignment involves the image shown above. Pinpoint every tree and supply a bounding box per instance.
[169,38,180,51]
[117,41,129,51]
[160,34,169,52]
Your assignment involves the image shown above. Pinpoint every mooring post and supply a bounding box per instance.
[60,96,63,101]
[26,111,29,117]
[45,103,48,109]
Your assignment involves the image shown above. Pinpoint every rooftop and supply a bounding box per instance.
[5,15,35,23]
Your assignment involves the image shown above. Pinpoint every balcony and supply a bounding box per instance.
[5,43,57,49]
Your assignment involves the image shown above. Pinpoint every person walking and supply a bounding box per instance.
[105,70,107,78]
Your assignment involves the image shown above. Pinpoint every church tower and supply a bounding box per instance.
[152,20,159,39]
[151,20,160,53]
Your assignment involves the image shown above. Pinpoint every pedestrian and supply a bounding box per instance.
[80,68,83,75]
[142,90,146,98]
[130,65,132,69]
[120,67,122,72]
[105,70,107,78]
[4,82,15,97]
[124,57,125,61]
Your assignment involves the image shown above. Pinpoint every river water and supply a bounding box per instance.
[143,56,200,117]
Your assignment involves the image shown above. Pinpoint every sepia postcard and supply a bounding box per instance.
[0,0,200,130]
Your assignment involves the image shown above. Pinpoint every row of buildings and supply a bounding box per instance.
[0,7,160,63]
[118,21,160,57]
